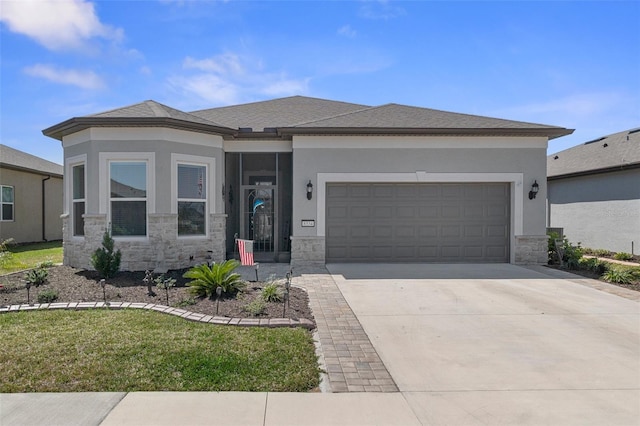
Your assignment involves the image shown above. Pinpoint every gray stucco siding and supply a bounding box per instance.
[292,146,547,237]
[548,169,640,253]
[66,139,224,215]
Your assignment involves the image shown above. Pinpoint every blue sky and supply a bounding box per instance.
[1,0,638,165]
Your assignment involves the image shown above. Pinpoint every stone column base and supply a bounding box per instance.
[290,236,325,268]
[514,235,549,264]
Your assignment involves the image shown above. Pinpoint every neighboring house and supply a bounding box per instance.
[43,96,572,271]
[547,128,640,253]
[0,144,63,243]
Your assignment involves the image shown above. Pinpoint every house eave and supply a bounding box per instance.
[278,127,574,139]
[42,117,238,141]
[0,163,63,178]
[548,161,640,181]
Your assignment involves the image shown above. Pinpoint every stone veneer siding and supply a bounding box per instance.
[290,236,325,268]
[289,235,549,266]
[514,235,548,264]
[62,213,226,271]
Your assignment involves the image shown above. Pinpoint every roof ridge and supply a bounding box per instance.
[290,104,379,127]
[190,95,370,114]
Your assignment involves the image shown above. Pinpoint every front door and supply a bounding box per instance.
[241,184,277,258]
[225,153,292,262]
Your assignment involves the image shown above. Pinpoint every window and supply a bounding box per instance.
[1,186,14,221]
[72,164,85,236]
[177,164,207,236]
[110,162,147,236]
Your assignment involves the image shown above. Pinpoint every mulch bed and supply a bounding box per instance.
[0,266,315,325]
[546,264,640,292]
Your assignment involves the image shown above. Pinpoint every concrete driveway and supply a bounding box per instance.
[327,263,640,425]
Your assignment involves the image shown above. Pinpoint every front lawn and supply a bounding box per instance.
[0,240,63,274]
[0,309,320,393]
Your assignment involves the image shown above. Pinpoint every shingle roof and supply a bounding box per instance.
[293,103,562,130]
[547,128,640,178]
[43,96,573,141]
[92,100,226,127]
[0,144,63,176]
[190,96,370,130]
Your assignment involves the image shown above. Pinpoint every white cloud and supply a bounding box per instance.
[359,0,405,20]
[0,0,123,51]
[338,25,356,38]
[183,54,244,75]
[261,77,310,97]
[24,64,105,90]
[169,53,309,106]
[168,74,239,105]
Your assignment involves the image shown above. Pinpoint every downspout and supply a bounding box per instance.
[42,175,51,241]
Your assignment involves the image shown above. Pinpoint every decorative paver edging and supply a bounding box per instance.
[0,302,315,329]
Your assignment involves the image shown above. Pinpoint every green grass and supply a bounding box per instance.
[0,241,63,274]
[0,309,320,392]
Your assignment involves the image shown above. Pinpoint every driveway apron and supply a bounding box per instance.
[327,263,640,425]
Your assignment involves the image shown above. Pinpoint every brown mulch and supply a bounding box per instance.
[546,264,640,292]
[0,266,315,325]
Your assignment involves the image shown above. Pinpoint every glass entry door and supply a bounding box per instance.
[242,185,276,254]
[225,152,292,262]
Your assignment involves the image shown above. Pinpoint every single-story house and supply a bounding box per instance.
[547,128,640,253]
[43,96,572,271]
[0,144,63,243]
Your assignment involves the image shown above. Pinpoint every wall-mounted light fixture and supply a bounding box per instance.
[306,180,313,200]
[528,180,539,200]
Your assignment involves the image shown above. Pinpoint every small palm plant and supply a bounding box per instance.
[183,260,245,299]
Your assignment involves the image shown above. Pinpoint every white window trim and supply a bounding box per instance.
[171,154,215,239]
[0,185,14,222]
[99,152,155,240]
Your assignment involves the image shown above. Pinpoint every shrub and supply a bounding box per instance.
[35,260,55,269]
[579,258,609,275]
[184,260,245,299]
[613,252,634,261]
[0,238,14,267]
[547,231,561,264]
[602,268,633,285]
[243,299,266,316]
[37,289,58,303]
[24,268,49,287]
[549,234,583,269]
[592,249,611,258]
[261,282,283,303]
[154,274,177,306]
[91,230,121,279]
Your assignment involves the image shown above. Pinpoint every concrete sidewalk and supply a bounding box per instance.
[0,392,421,426]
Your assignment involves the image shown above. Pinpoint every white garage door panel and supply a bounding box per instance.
[326,183,510,263]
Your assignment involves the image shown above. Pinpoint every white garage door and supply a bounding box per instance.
[326,183,510,263]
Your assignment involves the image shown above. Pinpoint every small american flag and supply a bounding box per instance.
[237,239,254,266]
